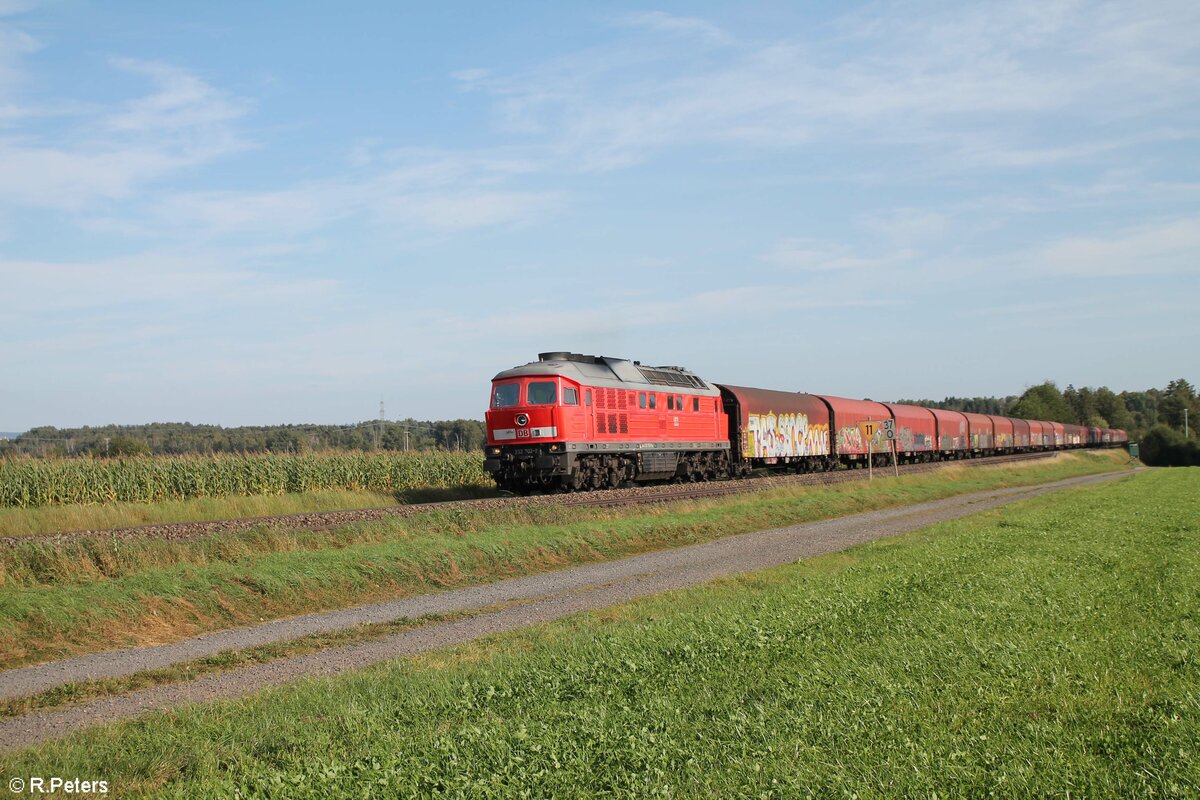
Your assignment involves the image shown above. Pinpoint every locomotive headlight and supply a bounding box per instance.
[515,413,529,426]
[487,446,502,456]
[548,443,563,452]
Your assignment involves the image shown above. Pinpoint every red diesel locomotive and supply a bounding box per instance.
[484,352,731,492]
[483,352,1129,493]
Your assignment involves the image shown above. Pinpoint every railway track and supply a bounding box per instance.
[2,451,1063,548]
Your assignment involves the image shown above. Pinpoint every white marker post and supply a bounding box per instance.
[884,418,898,477]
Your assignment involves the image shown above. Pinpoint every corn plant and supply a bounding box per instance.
[0,451,489,508]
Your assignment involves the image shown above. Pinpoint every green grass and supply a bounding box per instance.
[0,489,395,538]
[1,464,1193,798]
[0,452,1129,669]
[0,485,499,539]
[0,610,480,720]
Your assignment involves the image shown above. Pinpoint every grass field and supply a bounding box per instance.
[0,485,499,539]
[0,452,1128,671]
[0,463,1192,797]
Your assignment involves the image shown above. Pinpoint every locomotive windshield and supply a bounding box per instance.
[492,383,519,408]
[527,381,557,405]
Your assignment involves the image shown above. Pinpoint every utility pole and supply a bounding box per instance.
[1186,408,1189,439]
[376,400,385,450]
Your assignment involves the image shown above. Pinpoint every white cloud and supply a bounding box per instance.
[615,11,731,44]
[1024,216,1200,277]
[0,13,38,100]
[463,3,1200,171]
[761,238,881,272]
[141,148,563,240]
[451,68,491,84]
[105,58,250,135]
[0,47,250,210]
[0,251,337,318]
[860,208,949,247]
[0,1,39,16]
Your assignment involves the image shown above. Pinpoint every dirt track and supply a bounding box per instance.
[0,469,1133,752]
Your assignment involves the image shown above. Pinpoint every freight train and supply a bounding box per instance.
[483,352,1128,493]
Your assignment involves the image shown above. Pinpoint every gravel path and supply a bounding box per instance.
[0,469,1132,752]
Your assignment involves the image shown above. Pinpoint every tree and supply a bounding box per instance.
[1159,379,1198,438]
[1093,387,1133,432]
[104,435,151,457]
[1008,382,1074,423]
[1120,390,1158,433]
[1140,425,1200,466]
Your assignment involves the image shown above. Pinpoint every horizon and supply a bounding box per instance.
[2,374,1183,436]
[3,2,1197,430]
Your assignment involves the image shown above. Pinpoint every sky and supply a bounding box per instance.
[1,0,1197,430]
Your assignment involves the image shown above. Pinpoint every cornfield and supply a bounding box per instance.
[0,451,489,508]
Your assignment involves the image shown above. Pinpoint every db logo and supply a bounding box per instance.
[516,428,531,438]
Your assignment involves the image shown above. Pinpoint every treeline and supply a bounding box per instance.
[3,378,1195,465]
[903,378,1198,467]
[893,396,1020,415]
[0,419,486,458]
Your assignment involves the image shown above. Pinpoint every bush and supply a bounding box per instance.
[1139,425,1200,467]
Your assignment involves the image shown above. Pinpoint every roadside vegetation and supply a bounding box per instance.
[0,486,499,539]
[1,462,1192,798]
[1142,424,1200,467]
[0,452,1129,670]
[0,450,489,509]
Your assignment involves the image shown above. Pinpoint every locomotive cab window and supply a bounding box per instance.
[563,388,578,405]
[527,382,557,405]
[585,390,592,406]
[493,384,519,408]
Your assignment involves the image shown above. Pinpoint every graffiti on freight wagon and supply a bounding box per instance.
[838,426,864,452]
[746,412,829,458]
[837,425,886,453]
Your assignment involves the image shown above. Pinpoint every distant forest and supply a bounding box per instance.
[897,377,1199,466]
[0,419,485,458]
[896,377,1197,440]
[1,378,1194,461]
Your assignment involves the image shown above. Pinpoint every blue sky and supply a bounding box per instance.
[1,1,1197,429]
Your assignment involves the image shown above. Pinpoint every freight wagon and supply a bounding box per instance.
[484,353,1127,493]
